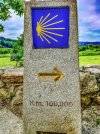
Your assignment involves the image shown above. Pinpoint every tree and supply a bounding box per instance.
[11,34,24,66]
[0,0,24,32]
[87,44,94,50]
[0,24,4,32]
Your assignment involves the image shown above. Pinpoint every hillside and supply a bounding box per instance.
[0,37,100,47]
[79,42,100,46]
[0,37,16,48]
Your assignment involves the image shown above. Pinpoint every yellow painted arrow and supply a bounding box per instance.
[38,67,64,82]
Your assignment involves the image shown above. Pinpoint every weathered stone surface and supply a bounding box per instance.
[0,66,99,133]
[85,64,100,69]
[85,68,100,74]
[0,108,23,134]
[0,66,14,70]
[0,97,10,109]
[3,68,23,76]
[82,106,100,134]
[1,68,23,83]
[0,106,100,134]
[1,76,23,83]
[0,81,4,88]
[16,90,23,96]
[9,85,15,93]
[0,69,4,76]
[0,88,8,97]
[82,123,94,134]
[0,66,100,111]
[93,97,100,105]
[80,72,99,94]
[10,91,23,117]
[81,96,91,108]
[17,85,23,90]
[24,0,81,134]
[0,66,100,133]
[95,127,100,134]
[82,106,100,127]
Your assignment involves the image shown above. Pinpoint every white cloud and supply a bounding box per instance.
[77,0,100,41]
[0,10,24,39]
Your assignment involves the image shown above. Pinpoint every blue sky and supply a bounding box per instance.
[77,0,100,41]
[0,0,100,41]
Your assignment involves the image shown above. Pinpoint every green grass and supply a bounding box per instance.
[0,54,100,67]
[0,54,16,67]
[79,49,100,56]
[79,45,100,65]
[79,55,100,66]
[0,48,11,54]
[0,54,11,58]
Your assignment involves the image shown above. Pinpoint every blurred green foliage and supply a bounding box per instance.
[0,48,11,54]
[0,24,4,32]
[79,44,100,56]
[10,34,24,67]
[96,119,100,126]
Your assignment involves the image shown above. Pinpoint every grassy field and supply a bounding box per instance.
[79,45,100,65]
[0,54,16,67]
[0,54,100,67]
[79,55,100,66]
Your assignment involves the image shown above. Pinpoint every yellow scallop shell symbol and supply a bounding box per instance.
[36,13,65,44]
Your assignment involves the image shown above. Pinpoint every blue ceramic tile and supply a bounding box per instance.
[31,7,69,48]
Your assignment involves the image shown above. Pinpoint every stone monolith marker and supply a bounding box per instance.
[24,0,82,134]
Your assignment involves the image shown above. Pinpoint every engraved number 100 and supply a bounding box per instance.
[46,101,73,107]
